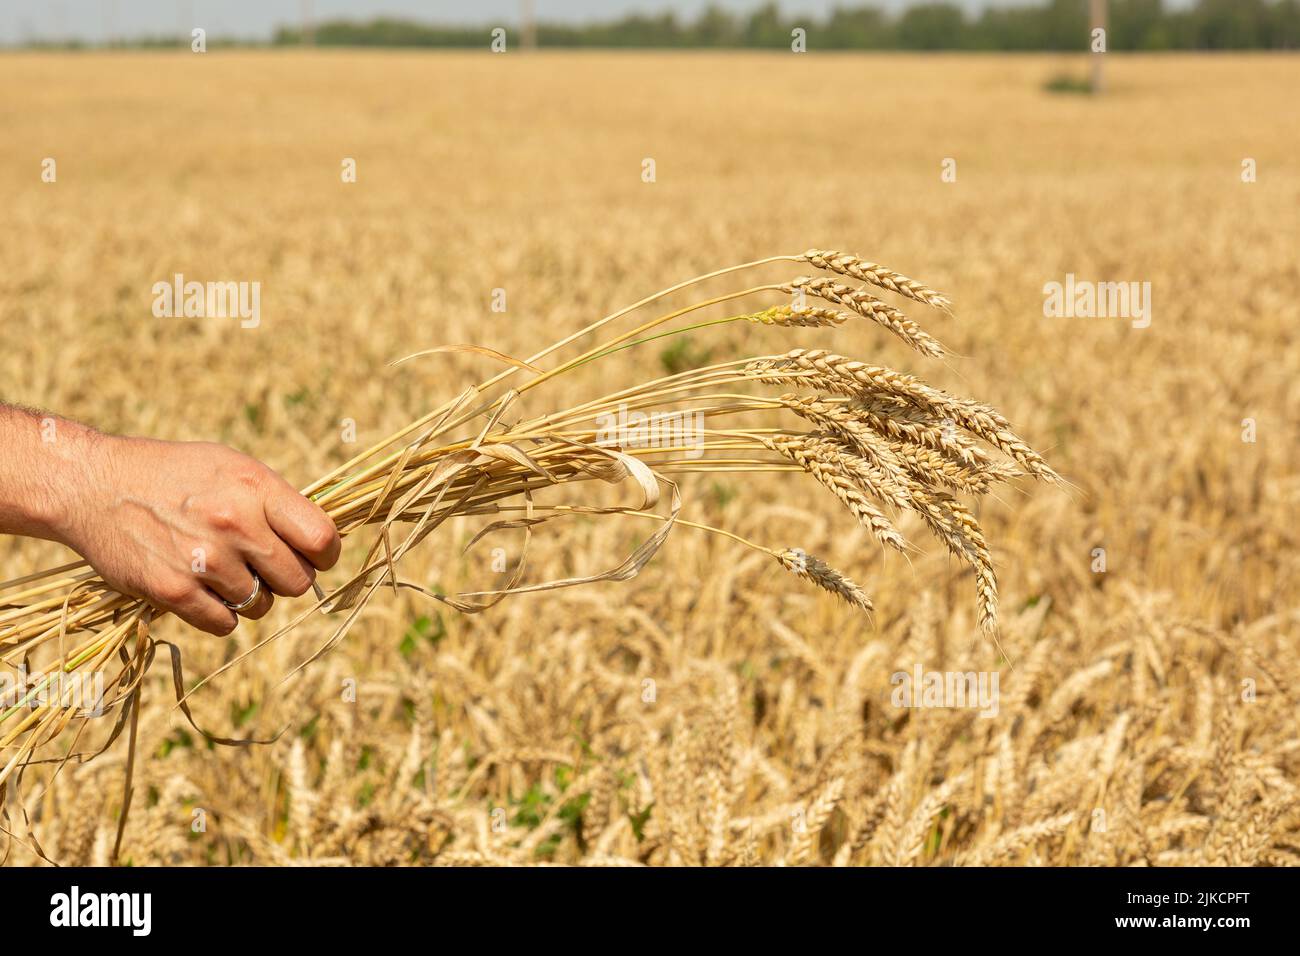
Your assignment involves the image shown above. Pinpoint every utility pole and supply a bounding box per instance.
[1090,0,1108,94]
[521,0,537,51]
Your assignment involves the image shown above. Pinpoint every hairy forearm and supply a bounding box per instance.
[0,403,111,547]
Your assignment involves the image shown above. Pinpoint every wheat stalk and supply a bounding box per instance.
[0,249,1055,806]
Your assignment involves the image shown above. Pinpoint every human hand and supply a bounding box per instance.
[53,434,340,635]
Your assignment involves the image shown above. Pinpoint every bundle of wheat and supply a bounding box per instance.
[0,249,1056,805]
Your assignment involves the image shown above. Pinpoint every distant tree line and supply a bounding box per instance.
[268,1,1300,51]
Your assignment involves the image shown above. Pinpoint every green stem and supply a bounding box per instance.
[565,314,749,372]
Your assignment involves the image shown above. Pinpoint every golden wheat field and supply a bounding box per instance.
[1,50,1297,866]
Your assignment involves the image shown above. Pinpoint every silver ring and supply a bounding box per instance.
[222,572,262,612]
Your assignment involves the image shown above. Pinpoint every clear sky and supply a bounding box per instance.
[2,0,1195,45]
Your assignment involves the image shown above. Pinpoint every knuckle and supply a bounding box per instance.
[235,468,265,492]
[231,457,270,491]
[304,522,339,557]
[206,444,266,492]
[154,578,193,607]
[284,573,312,598]
[208,506,243,533]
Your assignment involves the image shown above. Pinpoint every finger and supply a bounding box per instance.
[153,579,238,636]
[198,553,259,608]
[264,484,341,571]
[202,561,275,620]
[234,584,274,621]
[245,537,316,598]
[182,589,240,635]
